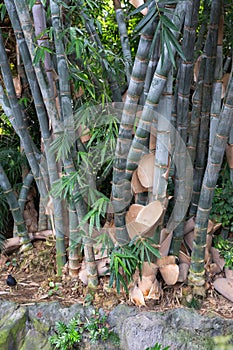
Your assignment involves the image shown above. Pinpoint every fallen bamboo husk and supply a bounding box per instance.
[2,230,53,254]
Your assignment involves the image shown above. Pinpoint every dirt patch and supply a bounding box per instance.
[0,240,232,319]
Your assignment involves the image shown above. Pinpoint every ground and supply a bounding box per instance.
[0,239,232,319]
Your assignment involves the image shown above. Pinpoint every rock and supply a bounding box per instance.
[0,306,27,350]
[0,300,232,350]
[108,305,233,350]
[20,329,52,350]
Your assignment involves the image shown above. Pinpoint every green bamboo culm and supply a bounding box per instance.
[189,75,233,293]
[68,201,81,277]
[168,0,200,255]
[11,0,67,273]
[112,5,157,244]
[13,172,34,237]
[190,0,222,215]
[50,0,98,286]
[113,0,132,84]
[126,1,187,178]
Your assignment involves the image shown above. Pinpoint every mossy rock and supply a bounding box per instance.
[0,307,27,350]
[31,316,50,334]
[20,329,52,350]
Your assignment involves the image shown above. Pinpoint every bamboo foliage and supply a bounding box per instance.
[76,0,122,102]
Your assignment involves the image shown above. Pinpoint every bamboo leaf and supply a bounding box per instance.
[165,28,186,61]
[118,274,129,294]
[158,7,178,15]
[134,7,157,32]
[0,4,6,21]
[144,241,161,258]
[116,276,120,293]
[163,28,176,67]
[130,0,153,16]
[114,257,119,274]
[160,14,179,32]
[140,245,145,263]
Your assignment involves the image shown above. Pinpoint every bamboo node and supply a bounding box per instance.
[154,73,167,80]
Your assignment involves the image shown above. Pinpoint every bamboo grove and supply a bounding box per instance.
[0,0,233,296]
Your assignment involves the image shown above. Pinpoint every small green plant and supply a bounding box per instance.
[146,343,170,350]
[210,180,233,232]
[49,317,82,350]
[48,281,61,296]
[84,311,111,343]
[109,236,161,294]
[186,296,201,310]
[49,310,119,349]
[109,245,139,294]
[214,236,233,270]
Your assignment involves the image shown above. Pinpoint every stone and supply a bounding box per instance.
[20,329,52,350]
[108,305,233,350]
[0,300,232,350]
[0,306,27,350]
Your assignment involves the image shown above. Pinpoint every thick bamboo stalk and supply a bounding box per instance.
[0,81,46,205]
[18,172,34,212]
[152,69,173,204]
[143,35,160,105]
[126,2,187,178]
[187,56,205,165]
[227,125,233,183]
[5,0,64,228]
[190,0,221,215]
[112,9,156,244]
[169,0,200,255]
[195,0,210,55]
[0,164,32,251]
[32,0,55,95]
[189,75,233,291]
[50,0,97,285]
[68,201,81,277]
[13,171,34,236]
[8,0,67,273]
[113,0,132,84]
[208,11,224,158]
[12,0,62,134]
